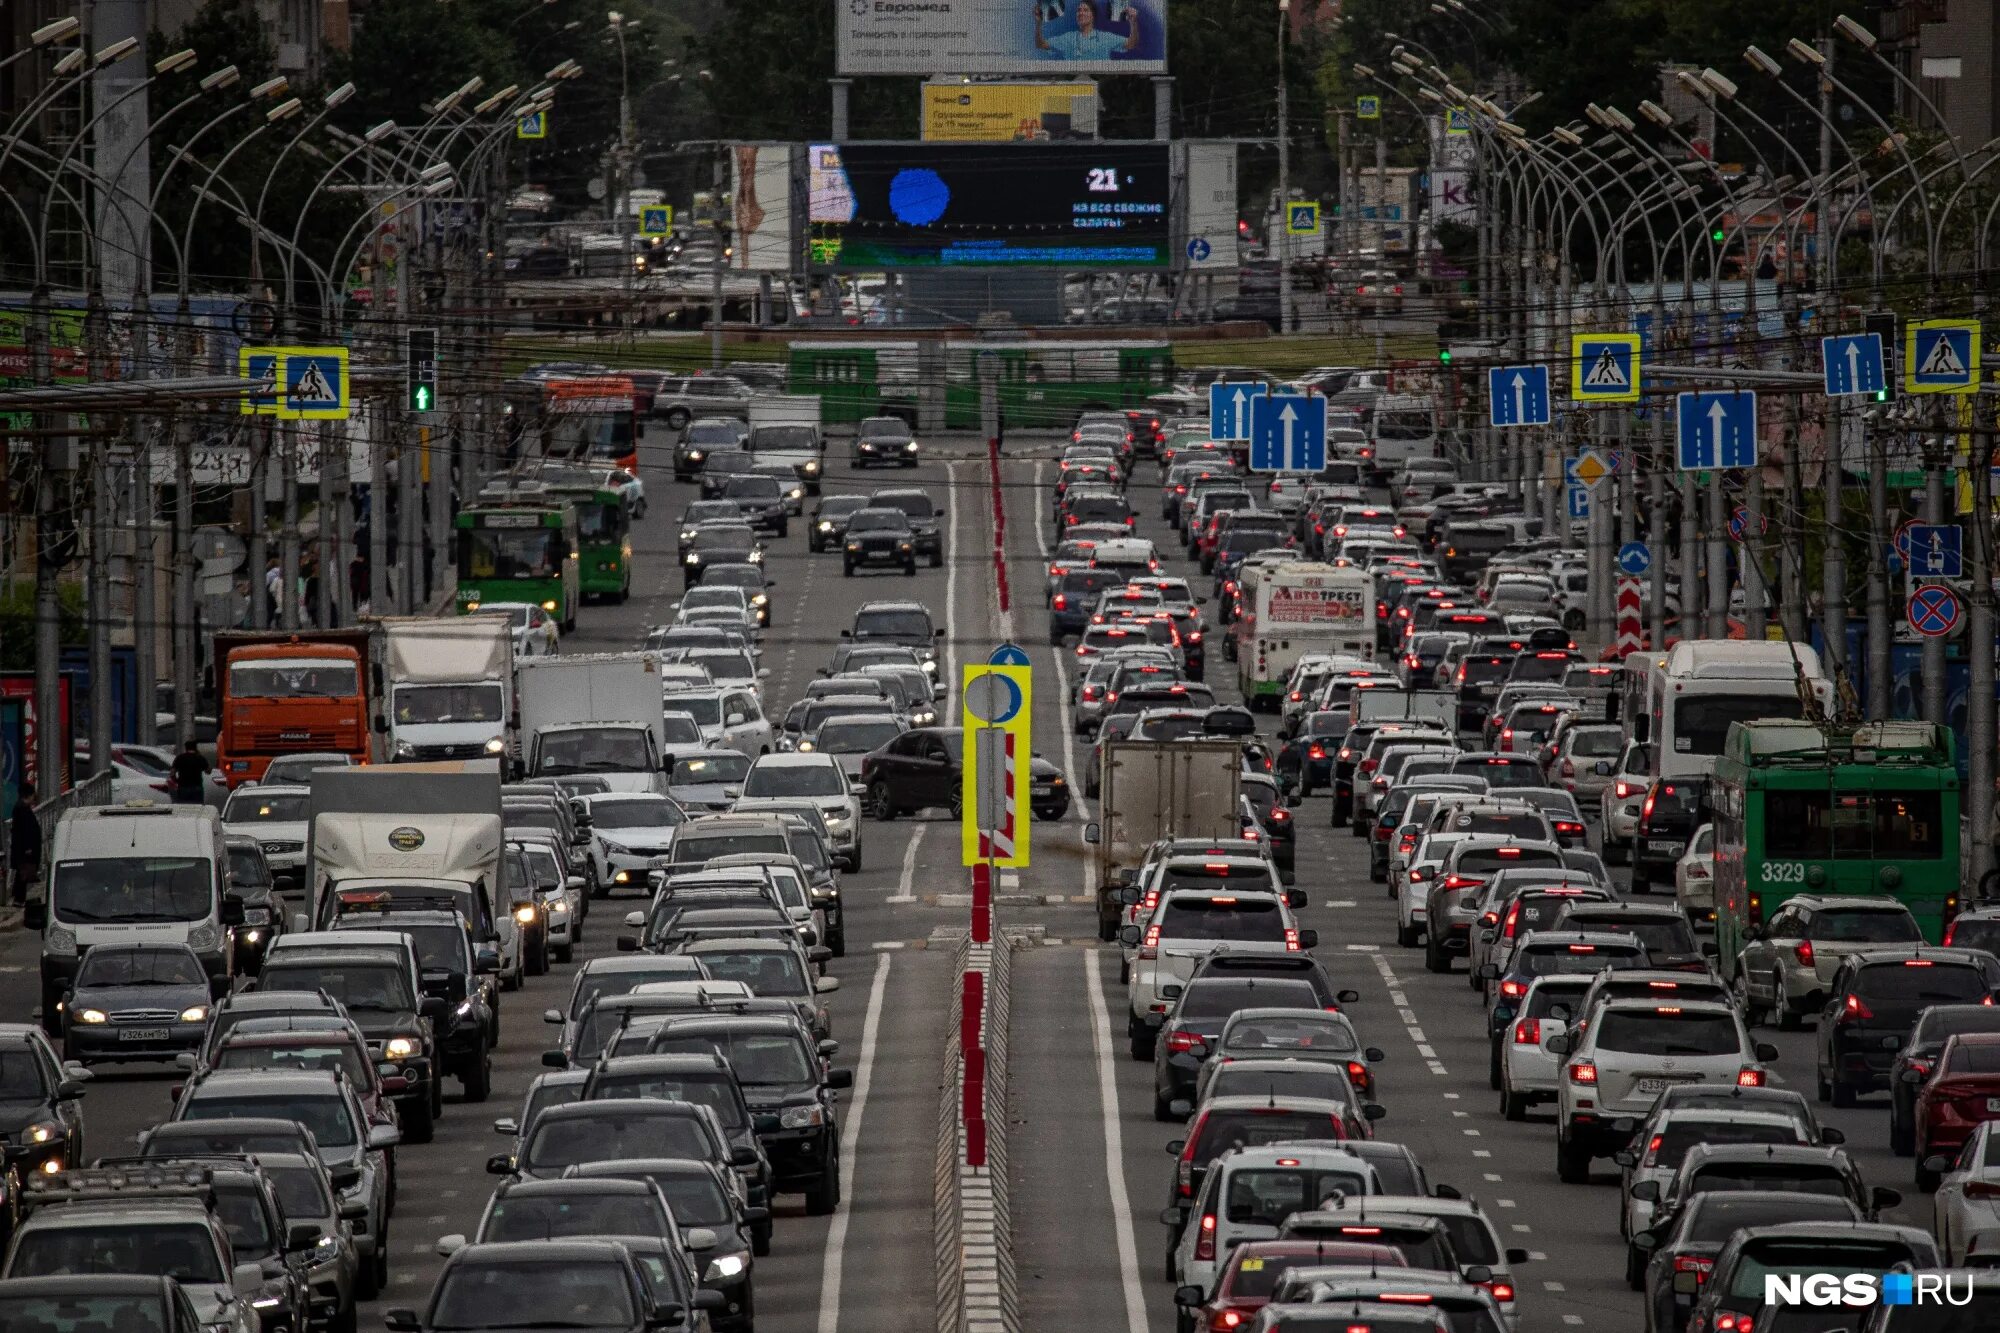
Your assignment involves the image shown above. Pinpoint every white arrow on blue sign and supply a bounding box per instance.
[1488,365,1551,428]
[987,643,1032,668]
[1617,542,1651,576]
[1209,381,1259,442]
[1907,523,1963,579]
[1820,332,1885,397]
[1675,390,1758,471]
[1248,392,1327,473]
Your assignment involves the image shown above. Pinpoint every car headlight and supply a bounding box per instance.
[74,1008,107,1025]
[179,1006,209,1024]
[810,884,839,901]
[705,1251,750,1280]
[314,1233,338,1255]
[748,549,763,563]
[393,740,416,759]
[787,487,804,501]
[796,741,815,753]
[686,553,701,564]
[25,1121,64,1144]
[242,905,271,926]
[385,1036,419,1059]
[485,737,505,755]
[802,460,820,474]
[817,520,834,531]
[613,870,632,884]
[681,528,698,541]
[905,440,920,451]
[778,1103,825,1129]
[240,929,262,943]
[456,999,476,1017]
[542,599,558,612]
[186,922,219,952]
[750,593,768,607]
[44,923,75,956]
[514,904,538,924]
[548,898,569,915]
[898,542,913,552]
[921,659,938,675]
[845,542,861,552]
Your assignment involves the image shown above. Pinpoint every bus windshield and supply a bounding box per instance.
[463,523,566,580]
[1671,695,1808,756]
[1764,790,1944,860]
[571,498,626,543]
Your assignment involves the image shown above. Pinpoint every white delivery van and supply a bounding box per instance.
[1234,561,1374,708]
[33,803,238,1029]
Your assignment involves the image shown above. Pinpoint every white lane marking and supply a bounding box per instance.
[1563,1316,1584,1326]
[1085,949,1150,1333]
[1496,1198,1515,1208]
[1370,953,1448,1076]
[871,940,907,951]
[886,823,927,905]
[1343,943,1380,953]
[1472,1149,1492,1158]
[1482,1173,1503,1183]
[1030,460,1089,836]
[814,951,891,1333]
[1543,1282,1567,1293]
[1512,1224,1532,1234]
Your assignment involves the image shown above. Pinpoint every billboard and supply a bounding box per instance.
[840,0,1166,77]
[922,81,1098,141]
[1182,142,1237,271]
[807,142,1170,269]
[729,144,795,272]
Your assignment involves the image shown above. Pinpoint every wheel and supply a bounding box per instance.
[1298,777,1313,800]
[752,1219,772,1256]
[1395,919,1419,948]
[930,549,942,568]
[867,781,897,820]
[1098,913,1117,943]
[1631,866,1650,894]
[1918,1157,1943,1192]
[1501,1085,1528,1121]
[1890,1102,1914,1157]
[902,561,916,577]
[1603,839,1627,866]
[775,520,789,539]
[330,1296,359,1333]
[1830,1076,1856,1109]
[1733,970,1763,1027]
[1128,1020,1155,1062]
[809,537,823,553]
[842,560,855,577]
[1815,1066,1832,1103]
[528,932,549,977]
[805,1163,839,1216]
[829,930,846,958]
[1425,938,1450,973]
[461,1048,492,1103]
[1118,956,1130,985]
[1626,1243,1647,1290]
[402,1093,436,1145]
[357,1243,380,1301]
[948,789,963,821]
[1152,1086,1175,1122]
[1488,1041,1502,1091]
[666,407,691,429]
[372,1224,390,1293]
[847,842,862,873]
[1556,1136,1592,1184]
[1776,976,1802,1031]
[554,941,574,964]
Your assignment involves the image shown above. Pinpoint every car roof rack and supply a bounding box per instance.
[23,1163,219,1211]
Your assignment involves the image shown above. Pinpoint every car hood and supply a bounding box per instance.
[668,782,735,808]
[227,820,308,843]
[0,1097,58,1135]
[71,982,210,1013]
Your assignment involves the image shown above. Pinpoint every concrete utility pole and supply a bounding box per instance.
[131,286,157,745]
[1922,419,1948,724]
[1275,0,1293,335]
[29,281,63,796]
[1969,408,1995,889]
[710,148,725,371]
[1864,409,1891,720]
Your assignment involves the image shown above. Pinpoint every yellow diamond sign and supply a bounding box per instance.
[1571,448,1611,488]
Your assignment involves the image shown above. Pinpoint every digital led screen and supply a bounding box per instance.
[807,143,1171,269]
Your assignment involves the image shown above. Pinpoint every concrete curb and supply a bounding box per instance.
[934,928,1021,1333]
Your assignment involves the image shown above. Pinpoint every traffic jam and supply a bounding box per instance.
[2,369,1997,1333]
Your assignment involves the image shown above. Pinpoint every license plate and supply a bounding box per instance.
[120,1028,171,1042]
[1648,840,1684,855]
[1987,1097,2000,1114]
[1639,1076,1697,1093]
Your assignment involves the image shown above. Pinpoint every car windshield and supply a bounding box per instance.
[677,834,789,862]
[75,946,206,988]
[1456,847,1562,875]
[697,950,809,998]
[654,1173,734,1226]
[1594,1008,1739,1057]
[649,1030,814,1086]
[814,719,904,753]
[1855,963,1990,1008]
[227,847,273,889]
[1650,1119,1800,1168]
[1727,1240,1916,1300]
[593,1073,745,1129]
[430,1260,638,1330]
[1225,1015,1359,1054]
[750,425,817,452]
[525,1112,710,1170]
[1813,910,1923,943]
[536,730,653,774]
[1225,1170,1374,1230]
[260,962,415,1013]
[183,1093,356,1149]
[1209,1065,1353,1103]
[743,763,846,798]
[668,697,723,727]
[225,792,308,822]
[53,857,212,925]
[395,684,506,725]
[215,1041,369,1083]
[0,1296,167,1333]
[1570,728,1622,757]
[594,800,683,830]
[1160,866,1274,896]
[1193,1110,1342,1162]
[229,660,358,699]
[1159,898,1288,943]
[1178,980,1314,1022]
[858,419,907,440]
[0,1049,49,1101]
[853,610,932,639]
[9,1223,223,1284]
[262,1161,334,1222]
[483,1194,664,1242]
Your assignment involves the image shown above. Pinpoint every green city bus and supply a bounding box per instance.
[1712,720,1961,975]
[525,479,631,603]
[455,504,581,630]
[788,340,1173,428]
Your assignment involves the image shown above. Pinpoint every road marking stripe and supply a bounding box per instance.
[814,951,891,1333]
[1084,949,1149,1333]
[887,823,926,904]
[1369,953,1448,1075]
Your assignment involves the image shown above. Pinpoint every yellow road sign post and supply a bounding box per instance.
[960,664,1032,868]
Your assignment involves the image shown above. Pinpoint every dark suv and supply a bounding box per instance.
[867,489,944,567]
[1815,948,2000,1106]
[335,909,500,1117]
[1630,778,1704,893]
[841,509,918,577]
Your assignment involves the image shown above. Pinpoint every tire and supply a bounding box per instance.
[830,930,846,959]
[1776,976,1802,1031]
[1098,913,1117,943]
[402,1093,436,1145]
[1631,866,1650,894]
[948,789,963,821]
[331,1296,359,1333]
[1395,919,1419,948]
[461,1047,492,1103]
[1128,1020,1156,1062]
[930,549,943,568]
[1918,1158,1943,1192]
[1556,1136,1592,1184]
[1733,970,1764,1027]
[1425,938,1450,974]
[805,1156,839,1216]
[554,941,574,964]
[775,520,789,539]
[1604,839,1627,866]
[1891,1103,1914,1157]
[357,1243,380,1301]
[902,562,916,577]
[1626,1244,1647,1290]
[1831,1076,1857,1109]
[846,842,862,873]
[528,932,548,977]
[842,561,855,578]
[666,407,691,429]
[752,1220,772,1256]
[1816,1067,1832,1103]
[1152,1086,1175,1122]
[867,781,897,820]
[1501,1086,1528,1121]
[1488,1041,1502,1091]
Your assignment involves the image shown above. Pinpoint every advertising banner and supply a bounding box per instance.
[1182,142,1238,272]
[840,0,1167,77]
[729,144,795,272]
[922,80,1098,141]
[808,142,1170,269]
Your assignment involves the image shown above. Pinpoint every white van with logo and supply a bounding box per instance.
[33,803,238,1030]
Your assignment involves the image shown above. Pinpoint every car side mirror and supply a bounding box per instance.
[384,1310,422,1333]
[542,1050,567,1068]
[420,996,449,1022]
[726,713,746,727]
[486,1154,514,1176]
[367,1124,402,1150]
[1612,1149,1637,1168]
[1477,963,1500,980]
[1116,886,1141,906]
[1434,1184,1463,1201]
[1545,1034,1571,1056]
[1631,1181,1659,1202]
[435,1234,467,1259]
[685,1226,719,1253]
[1700,941,1719,959]
[1164,1139,1185,1156]
[1363,1047,1386,1063]
[285,1223,322,1253]
[493,1117,519,1136]
[1755,1042,1779,1063]
[381,1074,410,1094]
[1819,1127,1845,1145]
[617,935,641,953]
[1083,822,1101,845]
[816,976,841,994]
[1296,929,1318,949]
[1174,1285,1205,1308]
[231,1261,266,1296]
[1362,1103,1387,1121]
[1631,1230,1659,1252]
[809,946,833,965]
[693,1291,726,1313]
[743,1206,772,1225]
[1287,889,1308,908]
[1873,1186,1904,1212]
[1901,1067,1929,1085]
[22,901,45,930]
[339,1198,367,1221]
[1119,925,1142,947]
[828,1068,854,1090]
[475,946,500,974]
[1336,989,1360,1004]
[220,895,247,926]
[331,1166,362,1191]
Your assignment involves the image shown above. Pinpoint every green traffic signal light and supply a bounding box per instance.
[411,384,433,412]
[1711,227,1726,243]
[1438,348,1452,364]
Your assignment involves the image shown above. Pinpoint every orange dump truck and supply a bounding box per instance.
[213,630,376,786]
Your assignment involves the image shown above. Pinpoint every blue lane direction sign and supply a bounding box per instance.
[1675,390,1758,470]
[1248,392,1327,473]
[1908,583,1964,638]
[1821,332,1886,397]
[1209,381,1259,442]
[1186,237,1211,263]
[1907,523,1964,579]
[1905,319,1980,395]
[1488,365,1551,428]
[1617,542,1651,577]
[988,643,1032,668]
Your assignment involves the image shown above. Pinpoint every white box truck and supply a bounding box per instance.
[516,652,669,794]
[745,395,826,495]
[1083,736,1243,940]
[371,614,515,763]
[1234,561,1374,708]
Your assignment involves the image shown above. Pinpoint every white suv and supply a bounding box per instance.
[1166,1143,1380,1291]
[1122,888,1313,1060]
[1551,997,1777,1184]
[733,752,862,871]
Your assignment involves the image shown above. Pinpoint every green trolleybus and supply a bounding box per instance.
[1712,719,1960,976]
[456,503,581,630]
[523,476,631,604]
[787,340,1173,429]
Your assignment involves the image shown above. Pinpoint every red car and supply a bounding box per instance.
[1917,1031,2000,1181]
[1176,1239,1404,1333]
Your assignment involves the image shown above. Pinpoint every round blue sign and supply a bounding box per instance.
[1616,541,1650,576]
[988,643,1031,668]
[1186,237,1212,262]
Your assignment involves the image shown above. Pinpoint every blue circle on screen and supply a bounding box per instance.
[889,168,950,226]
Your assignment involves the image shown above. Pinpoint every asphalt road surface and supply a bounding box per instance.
[14,420,1930,1333]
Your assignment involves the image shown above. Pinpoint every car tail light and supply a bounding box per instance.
[1794,940,1814,968]
[1052,594,1068,611]
[1501,901,1522,938]
[1140,924,1161,960]
[1674,1256,1713,1280]
[1560,759,1575,778]
[1167,1030,1205,1054]
[1716,1314,1754,1333]
[1737,1067,1765,1087]
[1640,788,1658,824]
[1909,1059,1933,1080]
[1308,744,1325,759]
[1337,748,1353,762]
[1358,758,1379,776]
[1556,821,1585,839]
[1513,1019,1541,1045]
[1905,959,1935,967]
[1500,728,1514,746]
[1346,1060,1370,1085]
[1569,1060,1598,1085]
[1483,1281,1514,1303]
[1614,781,1634,799]
[1965,1181,2000,1199]
[1499,979,1527,999]
[1176,1124,1200,1196]
[1284,928,1302,952]
[1841,993,1873,1022]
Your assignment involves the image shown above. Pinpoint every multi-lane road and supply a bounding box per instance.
[13,421,1933,1332]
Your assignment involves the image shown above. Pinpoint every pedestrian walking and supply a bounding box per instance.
[170,740,209,806]
[8,782,40,907]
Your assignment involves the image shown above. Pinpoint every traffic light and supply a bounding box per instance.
[1863,310,1897,404]
[1711,226,1726,244]
[406,327,438,413]
[1438,347,1453,365]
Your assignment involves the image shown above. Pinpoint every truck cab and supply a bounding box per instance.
[214,632,373,787]
[526,722,667,796]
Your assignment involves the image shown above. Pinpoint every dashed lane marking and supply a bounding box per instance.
[814,951,891,1333]
[1369,952,1448,1075]
[1084,949,1150,1333]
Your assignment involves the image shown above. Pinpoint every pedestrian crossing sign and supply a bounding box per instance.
[516,111,546,140]
[1357,95,1381,120]
[277,346,349,420]
[239,347,281,416]
[1904,319,1980,395]
[1571,332,1642,403]
[1446,106,1471,135]
[1286,202,1320,236]
[638,205,673,237]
